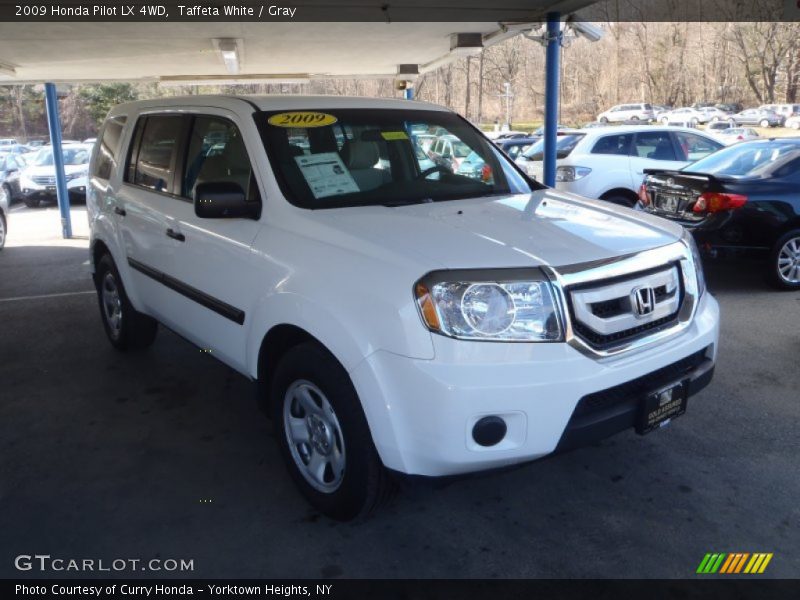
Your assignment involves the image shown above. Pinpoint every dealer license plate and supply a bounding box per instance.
[636,381,687,435]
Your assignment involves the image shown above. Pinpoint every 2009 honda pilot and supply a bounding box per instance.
[88,96,720,520]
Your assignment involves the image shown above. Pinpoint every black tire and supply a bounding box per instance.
[602,194,637,208]
[599,116,608,123]
[94,253,158,350]
[766,229,800,291]
[630,115,639,121]
[760,119,770,128]
[0,210,6,251]
[271,342,394,521]
[2,184,12,204]
[24,197,40,208]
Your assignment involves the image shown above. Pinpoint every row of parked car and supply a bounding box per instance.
[596,102,800,129]
[0,137,95,250]
[413,119,799,290]
[0,139,93,207]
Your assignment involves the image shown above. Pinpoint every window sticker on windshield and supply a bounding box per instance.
[294,152,360,199]
[381,131,409,141]
[268,112,337,128]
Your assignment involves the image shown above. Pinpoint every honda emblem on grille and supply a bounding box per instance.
[632,286,656,317]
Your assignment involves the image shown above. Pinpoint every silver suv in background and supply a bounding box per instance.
[597,103,655,123]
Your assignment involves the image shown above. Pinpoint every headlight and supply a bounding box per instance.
[682,230,706,297]
[555,166,591,182]
[414,270,563,342]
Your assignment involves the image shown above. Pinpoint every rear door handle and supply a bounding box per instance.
[166,228,185,242]
[114,206,126,217]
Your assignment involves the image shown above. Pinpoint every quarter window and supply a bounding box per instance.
[92,116,127,180]
[673,132,722,161]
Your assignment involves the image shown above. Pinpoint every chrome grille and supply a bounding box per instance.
[568,265,682,349]
[32,175,56,185]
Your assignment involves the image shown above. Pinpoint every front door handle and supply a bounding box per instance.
[114,206,126,217]
[166,228,185,242]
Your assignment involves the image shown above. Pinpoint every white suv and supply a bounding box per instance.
[88,96,720,520]
[597,103,655,123]
[515,126,723,206]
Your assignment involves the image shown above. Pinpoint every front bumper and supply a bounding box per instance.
[350,292,719,477]
[20,177,87,199]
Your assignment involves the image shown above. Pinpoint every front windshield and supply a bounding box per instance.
[683,141,798,177]
[521,134,585,161]
[259,108,537,208]
[32,146,89,167]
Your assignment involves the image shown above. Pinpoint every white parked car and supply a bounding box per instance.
[759,103,800,119]
[19,143,91,208]
[597,103,655,123]
[710,126,760,145]
[785,114,800,130]
[659,107,709,126]
[88,96,719,520]
[515,125,723,206]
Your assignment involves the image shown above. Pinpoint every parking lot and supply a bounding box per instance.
[0,205,798,579]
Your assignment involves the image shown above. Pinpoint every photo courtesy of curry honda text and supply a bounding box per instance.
[87,95,719,520]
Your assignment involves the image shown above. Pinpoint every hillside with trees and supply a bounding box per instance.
[1,21,798,140]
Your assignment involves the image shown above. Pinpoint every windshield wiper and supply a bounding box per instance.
[381,198,434,207]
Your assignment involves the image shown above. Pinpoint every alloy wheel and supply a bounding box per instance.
[777,236,800,284]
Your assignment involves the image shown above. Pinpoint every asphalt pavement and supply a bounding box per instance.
[1,205,798,578]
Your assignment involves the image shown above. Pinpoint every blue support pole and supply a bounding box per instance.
[404,87,414,100]
[543,12,561,187]
[44,82,72,239]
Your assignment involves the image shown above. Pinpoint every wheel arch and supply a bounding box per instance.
[599,187,639,206]
[255,323,321,413]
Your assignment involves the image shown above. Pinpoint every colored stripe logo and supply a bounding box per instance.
[697,553,773,574]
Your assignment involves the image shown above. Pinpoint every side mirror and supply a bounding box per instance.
[194,182,260,219]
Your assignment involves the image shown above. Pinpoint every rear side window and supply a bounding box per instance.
[633,131,677,161]
[673,132,722,161]
[591,134,632,155]
[92,116,126,180]
[126,115,183,193]
[182,116,260,202]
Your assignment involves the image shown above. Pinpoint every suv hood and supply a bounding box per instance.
[311,189,684,270]
[24,164,86,177]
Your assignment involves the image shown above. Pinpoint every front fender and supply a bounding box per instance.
[245,290,434,379]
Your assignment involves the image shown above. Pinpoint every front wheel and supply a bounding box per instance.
[0,210,6,250]
[95,253,158,350]
[767,230,800,290]
[599,116,608,123]
[24,197,40,208]
[760,119,770,128]
[271,342,394,521]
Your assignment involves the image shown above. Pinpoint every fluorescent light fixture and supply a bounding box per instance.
[213,39,240,74]
[450,33,483,54]
[159,74,311,87]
